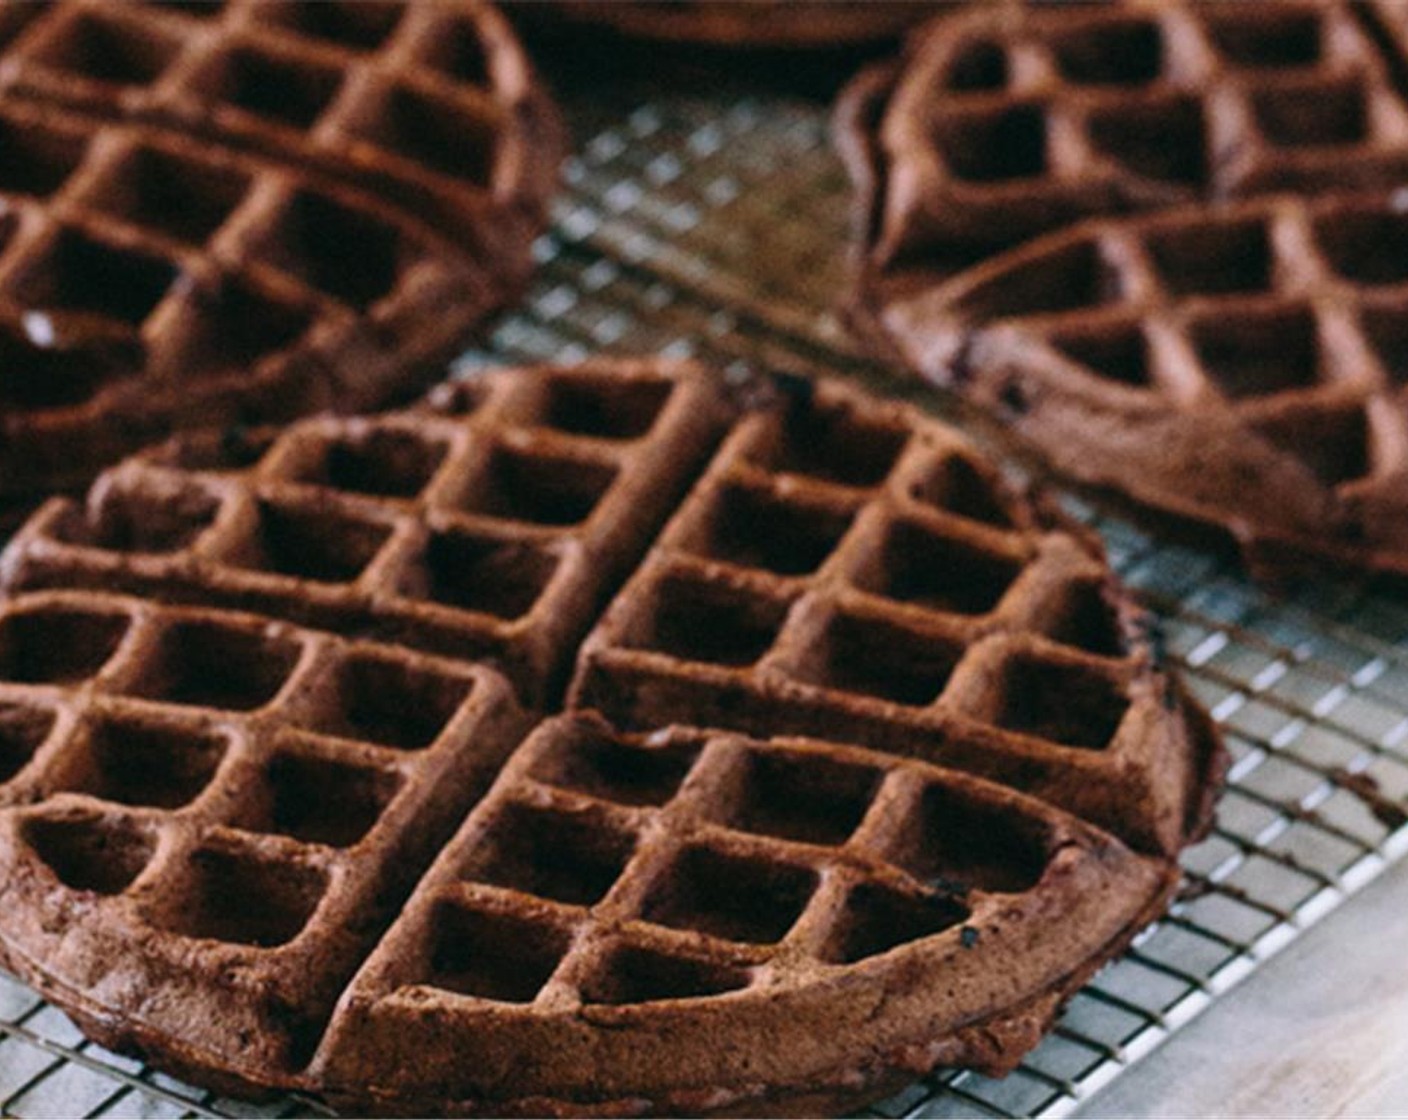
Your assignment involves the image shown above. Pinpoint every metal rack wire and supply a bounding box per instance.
[4,74,1408,1120]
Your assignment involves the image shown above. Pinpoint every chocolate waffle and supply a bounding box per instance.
[839,0,1408,580]
[0,361,1223,1115]
[2,360,731,709]
[0,1,561,504]
[316,714,1183,1116]
[841,0,1408,271]
[570,375,1214,857]
[0,590,531,1089]
[851,194,1408,581]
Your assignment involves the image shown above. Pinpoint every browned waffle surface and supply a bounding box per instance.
[314,714,1177,1117]
[1,361,732,709]
[844,0,1408,272]
[570,375,1217,857]
[0,0,561,502]
[0,588,530,1091]
[858,194,1408,580]
[839,0,1408,581]
[0,361,1223,1115]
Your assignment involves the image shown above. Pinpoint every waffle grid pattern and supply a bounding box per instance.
[3,66,1408,1120]
[5,361,728,709]
[570,378,1195,855]
[847,0,1408,580]
[0,1,543,243]
[342,716,1074,1020]
[0,352,1200,1105]
[0,0,558,501]
[940,193,1408,504]
[0,97,474,411]
[0,586,528,1086]
[867,0,1408,268]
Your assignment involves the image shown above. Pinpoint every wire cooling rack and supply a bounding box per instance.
[5,57,1408,1120]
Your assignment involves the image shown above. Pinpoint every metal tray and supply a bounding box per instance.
[3,58,1407,1120]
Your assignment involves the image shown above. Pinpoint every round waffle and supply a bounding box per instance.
[527,2,947,48]
[838,0,1408,581]
[0,361,1224,1116]
[0,0,562,505]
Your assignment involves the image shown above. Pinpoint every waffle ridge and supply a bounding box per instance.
[314,713,1181,1116]
[0,586,531,1088]
[0,361,1224,1116]
[571,376,1209,856]
[1,361,733,709]
[0,1,559,250]
[839,0,1408,581]
[0,0,561,504]
[851,0,1408,270]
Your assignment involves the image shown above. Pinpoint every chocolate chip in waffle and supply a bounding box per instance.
[0,361,1224,1116]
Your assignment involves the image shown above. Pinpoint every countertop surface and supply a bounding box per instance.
[1079,853,1408,1119]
